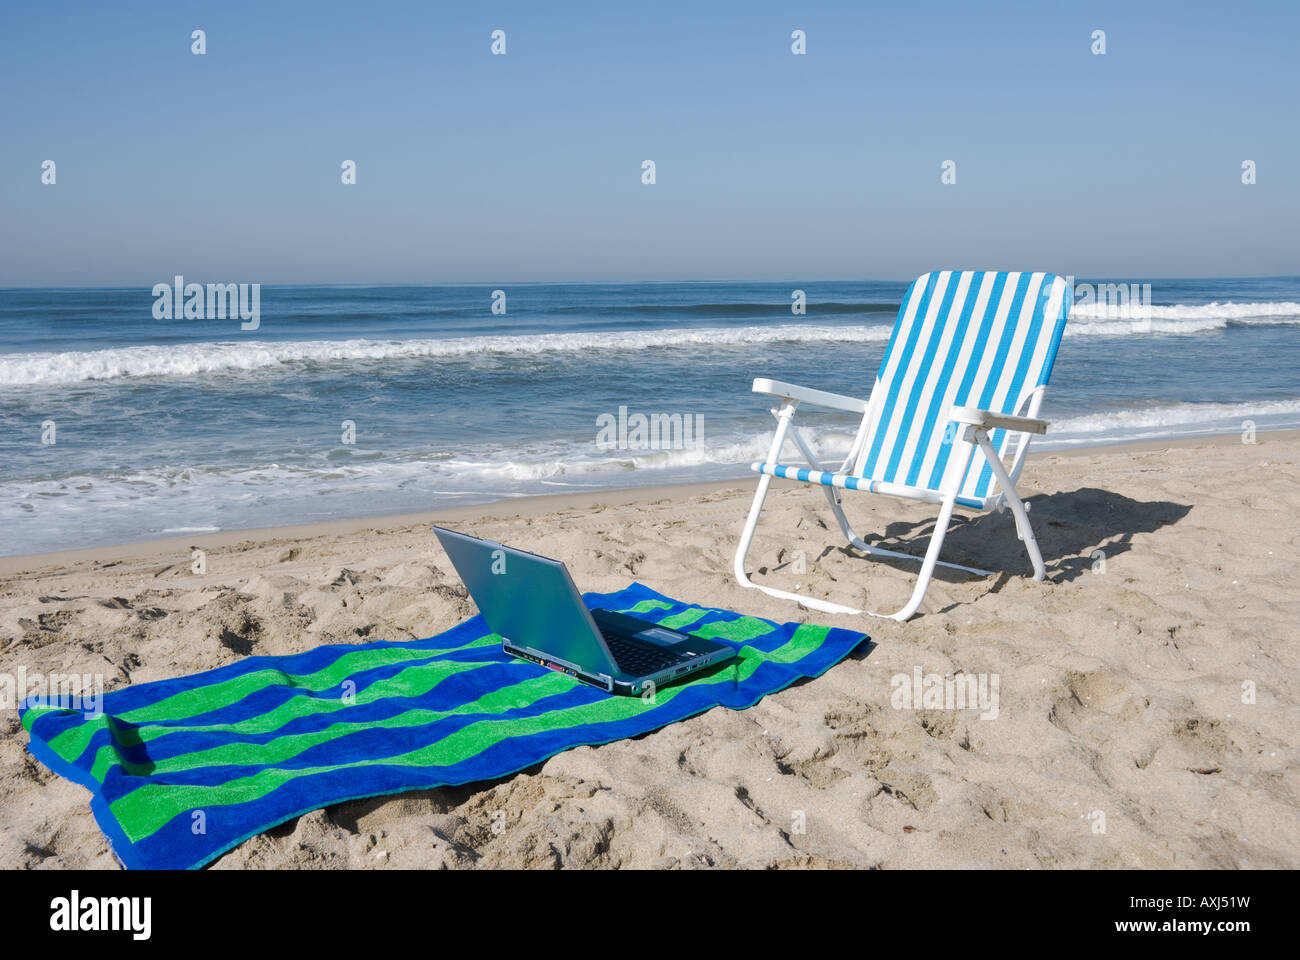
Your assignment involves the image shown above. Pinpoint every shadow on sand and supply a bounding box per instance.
[792,486,1193,587]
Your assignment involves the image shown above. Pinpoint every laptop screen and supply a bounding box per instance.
[432,527,615,675]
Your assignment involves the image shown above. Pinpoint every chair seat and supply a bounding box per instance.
[751,461,987,510]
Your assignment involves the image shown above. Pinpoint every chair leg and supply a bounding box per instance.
[735,428,982,621]
[736,484,971,620]
[735,400,866,615]
[871,430,988,619]
[974,431,1046,580]
[733,470,775,588]
[823,491,995,578]
[736,427,1051,619]
[888,493,960,620]
[734,470,865,616]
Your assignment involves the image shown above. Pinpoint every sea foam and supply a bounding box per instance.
[0,325,894,386]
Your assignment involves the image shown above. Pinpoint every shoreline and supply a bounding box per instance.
[2,427,1292,576]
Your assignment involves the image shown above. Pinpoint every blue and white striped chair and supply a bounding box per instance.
[734,270,1073,621]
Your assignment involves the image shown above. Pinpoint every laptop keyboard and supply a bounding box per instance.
[603,633,686,675]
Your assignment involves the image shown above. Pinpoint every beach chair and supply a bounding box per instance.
[734,270,1072,621]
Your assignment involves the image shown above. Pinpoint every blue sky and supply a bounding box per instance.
[2,0,1296,285]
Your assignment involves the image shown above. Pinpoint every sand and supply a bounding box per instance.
[2,431,1297,869]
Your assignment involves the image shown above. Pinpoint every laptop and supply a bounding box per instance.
[433,526,734,695]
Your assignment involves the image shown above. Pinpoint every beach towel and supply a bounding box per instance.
[20,583,868,869]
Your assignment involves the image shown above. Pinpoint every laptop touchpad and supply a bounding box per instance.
[635,626,686,646]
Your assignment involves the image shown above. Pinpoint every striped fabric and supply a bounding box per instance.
[20,583,867,870]
[750,463,873,492]
[749,461,985,509]
[757,270,1071,509]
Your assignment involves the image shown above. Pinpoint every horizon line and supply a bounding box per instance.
[3,272,1299,292]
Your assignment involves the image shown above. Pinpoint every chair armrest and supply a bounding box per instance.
[950,406,1048,435]
[752,378,867,414]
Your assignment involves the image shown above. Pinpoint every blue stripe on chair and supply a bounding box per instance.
[860,272,940,481]
[1037,281,1073,386]
[754,461,985,509]
[752,462,867,491]
[955,272,1033,499]
[1004,276,1052,406]
[872,274,923,398]
[924,271,1009,491]
[883,273,962,484]
[975,272,1033,412]
[903,271,984,488]
[972,275,1051,498]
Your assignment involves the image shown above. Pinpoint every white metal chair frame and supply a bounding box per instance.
[733,378,1051,622]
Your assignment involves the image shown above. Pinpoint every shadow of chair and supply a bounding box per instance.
[786,487,1193,587]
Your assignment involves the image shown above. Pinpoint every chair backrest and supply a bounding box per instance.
[854,270,1071,505]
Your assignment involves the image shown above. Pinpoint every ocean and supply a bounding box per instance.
[1,277,1297,557]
